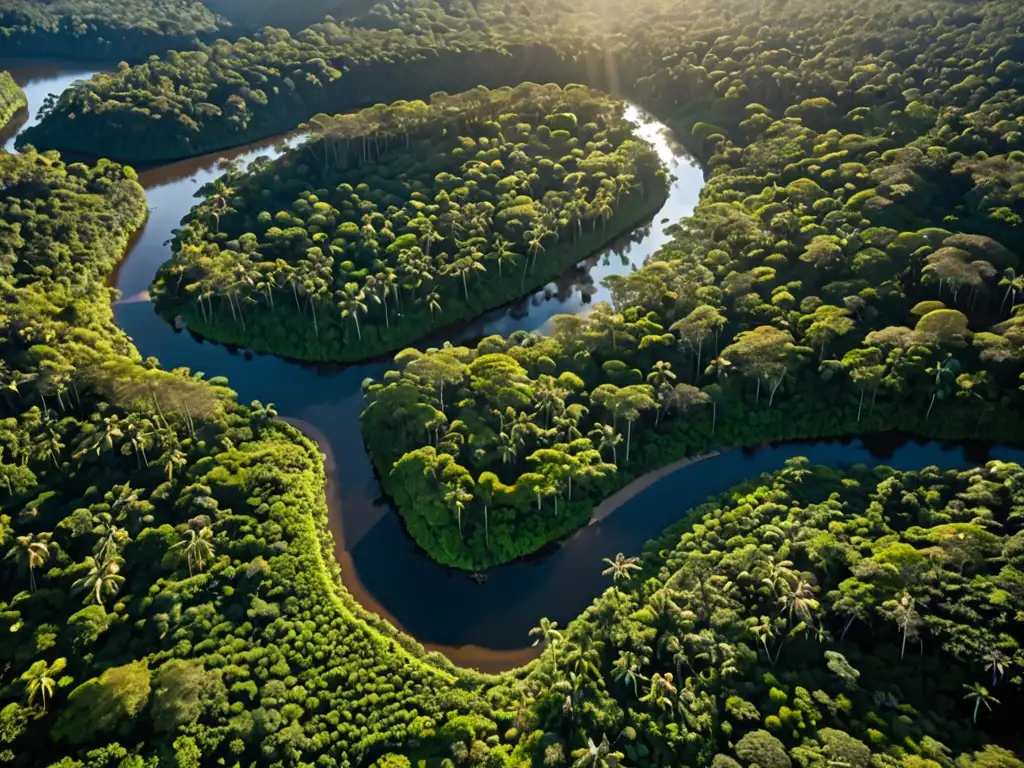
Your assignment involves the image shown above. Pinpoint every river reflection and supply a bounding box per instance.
[1,59,102,152]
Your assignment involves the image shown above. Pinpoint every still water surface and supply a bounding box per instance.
[11,63,1023,667]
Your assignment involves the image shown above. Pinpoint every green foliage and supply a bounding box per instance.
[6,0,1024,766]
[519,461,1024,768]
[150,660,225,733]
[52,661,151,744]
[0,71,25,132]
[151,85,667,361]
[0,148,500,765]
[0,0,223,59]
[360,0,1024,570]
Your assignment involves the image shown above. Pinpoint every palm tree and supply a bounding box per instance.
[571,734,625,768]
[589,423,622,465]
[602,553,641,583]
[641,672,677,712]
[162,444,187,482]
[418,218,444,258]
[647,360,676,391]
[94,522,128,562]
[883,591,923,660]
[611,650,647,696]
[365,271,394,329]
[476,472,499,549]
[424,290,442,319]
[963,683,999,724]
[750,616,781,665]
[453,252,487,300]
[72,555,125,607]
[21,658,67,713]
[337,283,368,341]
[492,235,518,280]
[761,556,797,595]
[999,267,1023,314]
[497,431,519,466]
[529,617,562,661]
[171,526,216,576]
[615,386,656,463]
[525,224,550,275]
[249,400,279,435]
[779,578,819,626]
[34,420,64,468]
[5,534,49,592]
[532,376,566,428]
[926,356,960,420]
[121,417,152,469]
[983,649,1009,687]
[443,485,473,540]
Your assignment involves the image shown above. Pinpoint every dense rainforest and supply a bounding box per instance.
[151,85,666,361]
[0,149,508,767]
[202,0,386,35]
[0,72,25,133]
[518,458,1024,768]
[2,0,1024,766]
[0,0,224,60]
[0,0,392,60]
[14,16,592,162]
[361,0,1024,569]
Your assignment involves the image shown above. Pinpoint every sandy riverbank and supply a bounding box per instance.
[588,449,730,525]
[280,416,540,674]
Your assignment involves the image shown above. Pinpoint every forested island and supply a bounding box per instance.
[2,0,1024,765]
[152,85,666,361]
[0,72,25,133]
[14,20,590,162]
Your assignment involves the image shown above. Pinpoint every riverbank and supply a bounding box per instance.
[588,448,727,525]
[280,416,540,673]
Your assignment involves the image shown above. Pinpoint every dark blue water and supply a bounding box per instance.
[347,436,1024,648]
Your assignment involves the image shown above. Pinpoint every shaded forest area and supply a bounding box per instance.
[0,0,394,60]
[0,71,25,132]
[0,0,223,59]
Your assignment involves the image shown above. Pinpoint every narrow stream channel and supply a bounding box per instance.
[9,62,1024,671]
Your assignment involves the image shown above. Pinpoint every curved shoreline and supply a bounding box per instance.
[280,416,540,673]
[588,449,728,526]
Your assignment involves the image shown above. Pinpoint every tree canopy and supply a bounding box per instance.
[151,84,666,360]
[0,0,223,59]
[0,71,26,134]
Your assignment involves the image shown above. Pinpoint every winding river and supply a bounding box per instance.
[9,62,1024,671]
